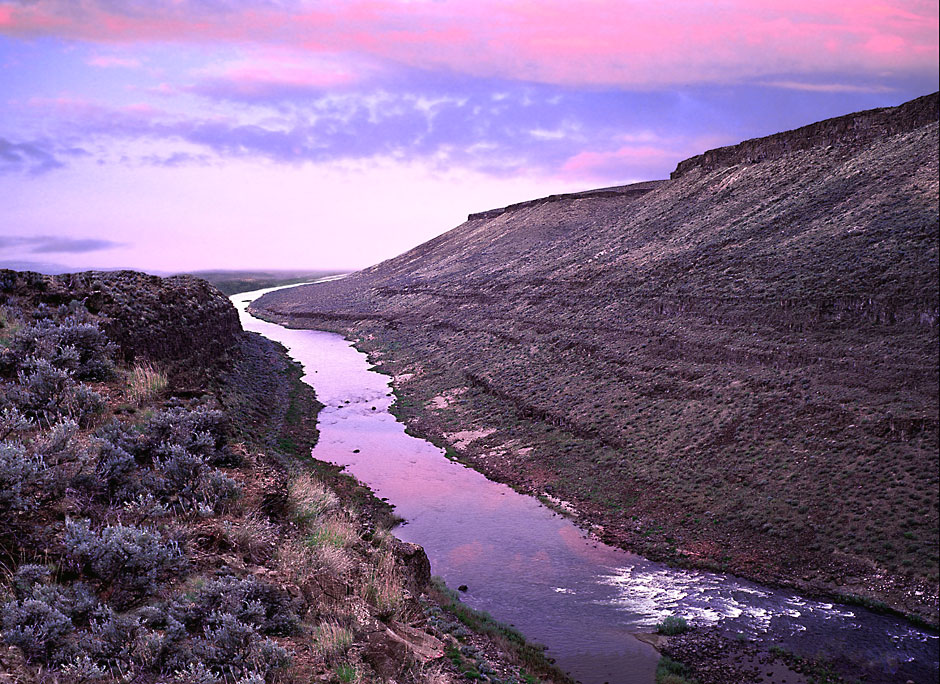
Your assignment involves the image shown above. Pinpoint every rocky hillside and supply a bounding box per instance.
[253,93,940,622]
[0,271,570,684]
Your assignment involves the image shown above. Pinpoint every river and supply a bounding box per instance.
[234,284,938,684]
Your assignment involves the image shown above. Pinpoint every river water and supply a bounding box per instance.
[235,284,938,684]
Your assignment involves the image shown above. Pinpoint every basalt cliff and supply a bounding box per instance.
[253,93,940,622]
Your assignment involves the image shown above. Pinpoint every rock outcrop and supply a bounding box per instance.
[0,269,242,383]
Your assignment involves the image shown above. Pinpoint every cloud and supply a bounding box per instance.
[760,80,897,93]
[187,53,369,102]
[0,137,65,174]
[0,0,936,88]
[0,235,125,254]
[24,85,644,177]
[87,54,142,68]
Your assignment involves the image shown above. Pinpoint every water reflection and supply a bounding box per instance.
[237,287,938,684]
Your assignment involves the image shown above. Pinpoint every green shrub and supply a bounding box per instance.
[333,662,359,683]
[656,655,695,683]
[656,615,689,636]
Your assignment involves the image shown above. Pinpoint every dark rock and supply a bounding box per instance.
[386,537,431,592]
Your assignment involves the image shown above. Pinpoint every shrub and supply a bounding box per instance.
[12,564,52,596]
[0,406,32,440]
[95,440,138,501]
[95,419,140,455]
[171,662,221,684]
[193,612,291,679]
[59,655,108,681]
[66,383,106,427]
[11,316,116,381]
[0,440,44,514]
[0,597,73,662]
[14,357,73,423]
[144,406,227,462]
[154,444,207,497]
[80,605,140,674]
[204,470,241,511]
[178,576,297,636]
[656,615,689,636]
[11,567,98,625]
[62,519,185,605]
[40,418,78,455]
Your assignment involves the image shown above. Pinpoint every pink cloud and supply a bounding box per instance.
[87,55,142,68]
[190,54,365,100]
[561,144,677,180]
[0,1,936,87]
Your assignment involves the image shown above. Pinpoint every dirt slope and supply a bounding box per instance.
[253,93,940,621]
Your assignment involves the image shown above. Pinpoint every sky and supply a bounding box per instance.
[0,1,937,273]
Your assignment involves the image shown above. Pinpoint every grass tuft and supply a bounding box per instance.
[126,362,168,406]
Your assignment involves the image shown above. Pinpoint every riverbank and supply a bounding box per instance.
[0,270,573,684]
[247,303,937,684]
[247,301,938,633]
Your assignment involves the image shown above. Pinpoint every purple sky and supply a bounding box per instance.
[1,1,937,273]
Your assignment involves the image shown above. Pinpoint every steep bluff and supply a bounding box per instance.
[253,94,939,621]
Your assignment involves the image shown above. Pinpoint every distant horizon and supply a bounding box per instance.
[2,0,937,274]
[0,260,350,277]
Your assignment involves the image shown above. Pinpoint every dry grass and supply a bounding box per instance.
[288,472,339,528]
[363,548,405,621]
[313,620,354,663]
[416,663,455,684]
[125,362,168,406]
[277,537,354,584]
[306,513,359,550]
[223,513,280,564]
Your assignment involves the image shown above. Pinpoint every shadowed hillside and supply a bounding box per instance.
[253,93,940,622]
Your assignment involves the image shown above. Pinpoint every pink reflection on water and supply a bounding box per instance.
[447,540,487,567]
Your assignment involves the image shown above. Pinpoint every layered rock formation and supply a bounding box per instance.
[254,93,940,619]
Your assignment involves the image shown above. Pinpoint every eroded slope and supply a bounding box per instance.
[254,94,940,620]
